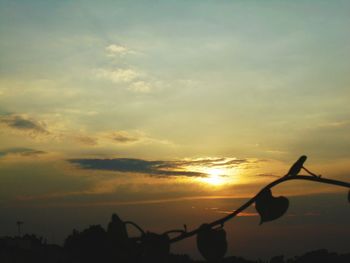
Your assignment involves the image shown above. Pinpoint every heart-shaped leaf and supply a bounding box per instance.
[196,224,227,261]
[255,189,289,224]
[140,232,170,262]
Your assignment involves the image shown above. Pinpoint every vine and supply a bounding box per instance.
[125,156,350,262]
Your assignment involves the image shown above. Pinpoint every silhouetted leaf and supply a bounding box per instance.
[255,189,289,224]
[348,190,350,203]
[287,155,307,176]
[140,232,170,262]
[196,224,227,261]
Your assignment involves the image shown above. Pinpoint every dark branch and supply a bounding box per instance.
[170,174,350,243]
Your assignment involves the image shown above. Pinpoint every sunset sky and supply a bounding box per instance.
[0,0,349,259]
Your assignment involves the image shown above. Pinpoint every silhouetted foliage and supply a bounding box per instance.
[255,189,289,224]
[196,224,228,261]
[64,225,110,263]
[107,213,128,245]
[1,225,350,263]
[287,249,350,263]
[139,232,170,262]
[0,234,64,263]
[270,255,284,263]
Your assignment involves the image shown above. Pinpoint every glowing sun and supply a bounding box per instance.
[200,168,227,186]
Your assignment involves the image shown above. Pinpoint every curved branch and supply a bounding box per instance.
[124,221,145,236]
[170,174,350,243]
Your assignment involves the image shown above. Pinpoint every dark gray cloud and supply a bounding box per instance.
[69,158,205,177]
[0,148,46,157]
[69,157,249,178]
[0,114,47,133]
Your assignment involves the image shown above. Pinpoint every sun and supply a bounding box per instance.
[207,168,223,177]
[199,168,227,186]
[187,164,239,187]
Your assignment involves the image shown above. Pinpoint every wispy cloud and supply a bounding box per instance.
[0,114,48,134]
[159,157,249,169]
[317,120,350,128]
[95,68,139,83]
[95,43,156,94]
[69,158,205,177]
[101,130,172,146]
[105,44,130,56]
[128,81,152,93]
[255,173,280,178]
[108,131,140,143]
[0,148,46,157]
[216,210,259,217]
[0,112,169,148]
[94,68,155,93]
[72,135,98,146]
[69,157,249,178]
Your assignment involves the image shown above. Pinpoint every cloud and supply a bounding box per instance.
[0,113,100,145]
[157,157,249,170]
[128,81,152,93]
[69,158,205,177]
[255,173,280,178]
[105,44,129,56]
[98,44,155,93]
[103,130,173,146]
[94,68,154,93]
[69,157,249,178]
[0,148,46,157]
[0,114,47,134]
[95,68,139,83]
[73,135,98,146]
[108,131,140,143]
[215,209,259,217]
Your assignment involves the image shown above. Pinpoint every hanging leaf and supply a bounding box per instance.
[140,232,170,262]
[255,189,289,224]
[196,224,227,261]
[286,155,307,176]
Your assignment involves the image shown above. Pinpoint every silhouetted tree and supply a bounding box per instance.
[139,232,170,263]
[64,225,109,263]
[270,255,284,263]
[107,213,128,245]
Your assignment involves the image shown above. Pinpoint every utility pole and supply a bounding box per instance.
[16,221,24,237]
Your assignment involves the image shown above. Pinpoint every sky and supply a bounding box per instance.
[0,0,349,259]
